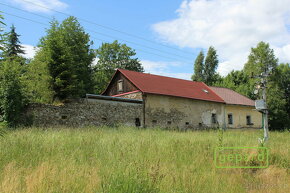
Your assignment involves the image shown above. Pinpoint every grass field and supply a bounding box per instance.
[0,127,289,193]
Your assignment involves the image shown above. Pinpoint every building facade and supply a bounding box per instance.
[103,69,262,129]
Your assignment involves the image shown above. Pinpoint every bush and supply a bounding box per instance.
[0,60,27,128]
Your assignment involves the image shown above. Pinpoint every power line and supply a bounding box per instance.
[0,2,194,61]
[1,11,193,63]
[1,11,47,26]
[20,0,195,55]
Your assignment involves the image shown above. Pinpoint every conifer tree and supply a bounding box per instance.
[3,25,25,58]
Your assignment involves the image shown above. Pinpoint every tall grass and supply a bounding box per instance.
[0,127,289,193]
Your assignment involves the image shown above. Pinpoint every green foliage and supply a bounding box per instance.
[204,46,219,85]
[214,70,253,98]
[38,17,95,101]
[216,42,288,131]
[244,42,278,76]
[22,49,54,103]
[94,40,144,94]
[2,25,25,59]
[0,14,6,51]
[267,63,290,130]
[191,51,204,81]
[0,60,27,128]
[191,47,219,85]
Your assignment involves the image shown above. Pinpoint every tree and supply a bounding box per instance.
[267,63,290,130]
[22,49,54,103]
[37,17,95,101]
[3,25,25,58]
[214,70,252,98]
[244,42,278,77]
[0,14,5,51]
[94,40,144,94]
[204,46,219,85]
[0,60,27,127]
[191,51,204,81]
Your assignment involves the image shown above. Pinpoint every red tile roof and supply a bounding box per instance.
[209,86,255,106]
[116,69,225,103]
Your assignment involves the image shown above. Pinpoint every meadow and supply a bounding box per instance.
[0,127,289,193]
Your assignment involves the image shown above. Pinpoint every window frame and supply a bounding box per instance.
[117,79,124,92]
[228,113,233,125]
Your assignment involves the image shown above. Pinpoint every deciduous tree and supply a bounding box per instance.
[204,46,219,85]
[36,17,95,101]
[191,51,204,81]
[94,40,143,94]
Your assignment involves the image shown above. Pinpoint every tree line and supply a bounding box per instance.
[191,44,289,131]
[0,15,143,127]
[0,14,289,130]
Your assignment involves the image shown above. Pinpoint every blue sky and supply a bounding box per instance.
[1,0,290,79]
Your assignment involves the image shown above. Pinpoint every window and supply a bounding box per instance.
[228,114,233,125]
[246,116,252,125]
[152,120,157,124]
[135,118,141,127]
[117,80,123,92]
[61,115,67,120]
[185,122,189,125]
[167,121,172,125]
[211,114,217,124]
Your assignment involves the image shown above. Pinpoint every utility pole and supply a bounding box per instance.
[261,76,269,141]
[253,70,270,143]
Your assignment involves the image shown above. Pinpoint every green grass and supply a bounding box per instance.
[0,127,289,193]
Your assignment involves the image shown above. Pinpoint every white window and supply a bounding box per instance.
[117,80,123,92]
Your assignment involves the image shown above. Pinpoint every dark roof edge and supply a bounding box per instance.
[86,94,143,104]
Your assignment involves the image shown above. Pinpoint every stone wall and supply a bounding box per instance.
[25,98,143,128]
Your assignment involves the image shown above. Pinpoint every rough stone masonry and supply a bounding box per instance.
[25,97,143,128]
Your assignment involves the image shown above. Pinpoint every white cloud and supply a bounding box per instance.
[141,60,192,80]
[10,0,68,13]
[21,44,38,58]
[153,0,290,76]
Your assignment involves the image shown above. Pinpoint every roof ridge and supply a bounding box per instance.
[117,68,203,83]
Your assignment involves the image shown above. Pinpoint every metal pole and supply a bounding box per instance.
[262,77,269,141]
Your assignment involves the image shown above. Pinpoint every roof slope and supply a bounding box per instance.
[117,69,225,103]
[209,86,254,106]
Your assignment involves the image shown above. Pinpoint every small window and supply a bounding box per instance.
[185,122,189,125]
[135,118,141,127]
[102,117,107,121]
[167,121,172,125]
[211,114,217,124]
[117,80,123,92]
[228,114,233,125]
[61,115,67,120]
[246,116,252,125]
[152,120,157,124]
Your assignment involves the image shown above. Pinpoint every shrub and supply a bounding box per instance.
[0,60,27,128]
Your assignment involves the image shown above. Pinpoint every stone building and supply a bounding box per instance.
[25,69,262,129]
[102,69,262,129]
